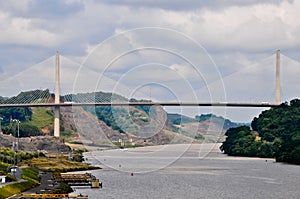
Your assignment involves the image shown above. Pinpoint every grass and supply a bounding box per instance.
[60,131,72,139]
[0,157,99,198]
[0,157,98,198]
[21,167,40,183]
[30,157,99,172]
[0,162,9,173]
[0,167,39,199]
[28,107,54,129]
[0,181,36,199]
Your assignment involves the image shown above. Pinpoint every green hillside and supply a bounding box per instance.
[28,107,54,129]
[220,99,300,165]
[167,113,197,124]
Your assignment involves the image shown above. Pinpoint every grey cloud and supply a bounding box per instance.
[0,0,83,18]
[0,0,299,123]
[99,0,286,11]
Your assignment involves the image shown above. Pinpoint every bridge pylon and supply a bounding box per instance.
[54,51,60,137]
[275,50,281,105]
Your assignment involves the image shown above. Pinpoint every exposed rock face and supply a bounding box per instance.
[60,105,194,146]
[60,107,77,136]
[0,134,71,154]
[63,106,126,144]
[59,105,245,146]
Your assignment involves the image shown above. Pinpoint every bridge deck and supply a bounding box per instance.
[0,102,278,108]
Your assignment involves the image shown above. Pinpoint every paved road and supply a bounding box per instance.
[25,172,57,194]
[9,172,58,199]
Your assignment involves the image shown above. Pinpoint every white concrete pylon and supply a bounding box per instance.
[276,50,281,105]
[54,51,60,137]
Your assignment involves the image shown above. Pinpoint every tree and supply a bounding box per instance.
[221,98,300,165]
[19,123,42,137]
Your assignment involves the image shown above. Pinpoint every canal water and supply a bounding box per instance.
[73,143,300,199]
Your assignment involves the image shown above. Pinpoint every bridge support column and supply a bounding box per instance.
[54,51,60,137]
[54,107,60,137]
[275,50,280,105]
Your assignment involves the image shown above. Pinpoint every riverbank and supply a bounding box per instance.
[0,156,100,198]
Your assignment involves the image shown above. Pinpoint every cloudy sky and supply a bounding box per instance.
[0,0,300,122]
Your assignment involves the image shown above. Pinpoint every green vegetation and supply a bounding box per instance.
[30,157,99,172]
[196,114,245,129]
[220,99,300,165]
[169,124,204,140]
[93,106,150,135]
[3,90,51,104]
[0,162,9,172]
[0,181,36,199]
[28,107,54,129]
[21,167,40,183]
[220,126,274,157]
[64,93,157,136]
[0,165,40,199]
[0,148,43,164]
[63,91,127,103]
[0,107,32,125]
[0,147,98,198]
[60,131,72,139]
[94,106,126,133]
[0,89,51,124]
[71,148,87,162]
[51,182,73,194]
[167,113,197,125]
[19,123,42,137]
[0,90,53,137]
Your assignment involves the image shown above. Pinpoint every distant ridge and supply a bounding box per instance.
[0,89,247,145]
[168,113,248,130]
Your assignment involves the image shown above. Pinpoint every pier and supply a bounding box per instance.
[54,173,101,189]
[21,193,88,199]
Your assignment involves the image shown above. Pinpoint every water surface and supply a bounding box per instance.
[74,144,300,199]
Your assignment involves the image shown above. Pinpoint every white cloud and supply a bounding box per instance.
[0,11,60,47]
[0,0,300,122]
[194,1,300,50]
[2,0,299,55]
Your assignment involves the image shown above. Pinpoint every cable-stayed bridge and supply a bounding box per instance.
[0,101,279,108]
[0,50,299,137]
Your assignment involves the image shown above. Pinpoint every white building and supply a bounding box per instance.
[0,175,6,183]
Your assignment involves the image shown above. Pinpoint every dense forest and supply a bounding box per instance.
[220,99,300,165]
[0,90,52,137]
[0,107,43,137]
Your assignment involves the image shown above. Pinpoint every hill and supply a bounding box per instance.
[167,113,246,142]
[220,99,300,165]
[61,104,195,148]
[0,90,245,149]
[167,113,197,124]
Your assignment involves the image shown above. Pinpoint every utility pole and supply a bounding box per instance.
[0,116,3,133]
[275,50,281,105]
[12,119,20,167]
[54,51,60,137]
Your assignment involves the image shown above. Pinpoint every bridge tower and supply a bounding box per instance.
[276,50,281,105]
[54,51,60,137]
